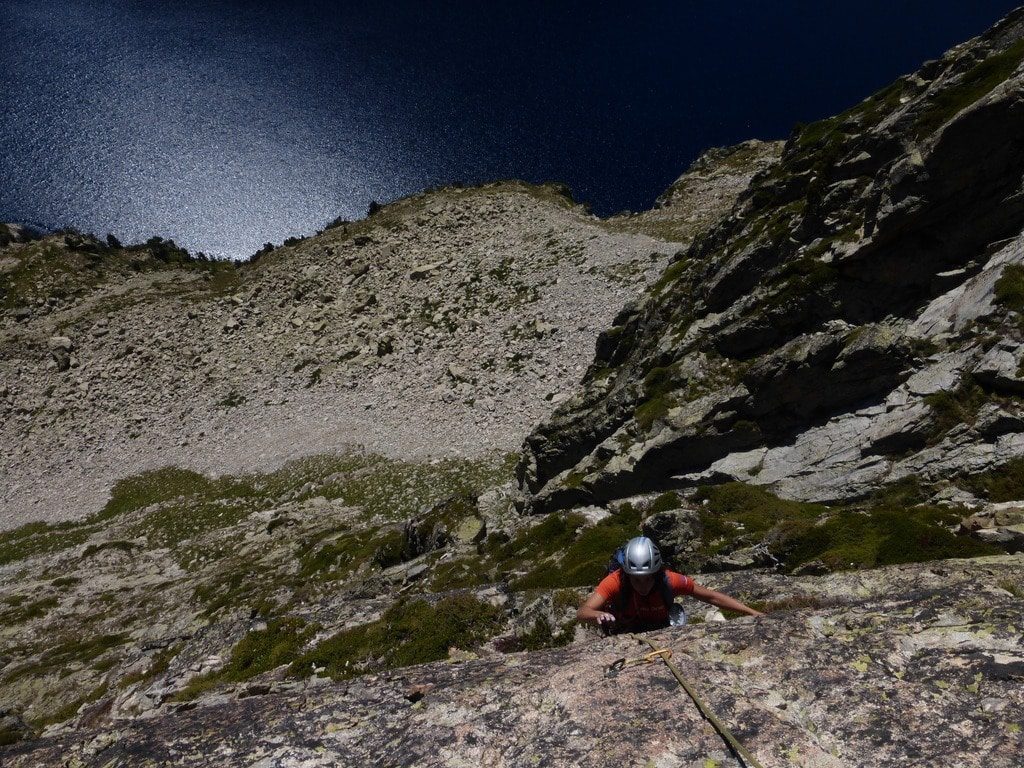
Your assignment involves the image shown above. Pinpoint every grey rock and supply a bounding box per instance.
[641,507,701,564]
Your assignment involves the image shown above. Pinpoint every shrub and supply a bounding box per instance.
[291,595,503,679]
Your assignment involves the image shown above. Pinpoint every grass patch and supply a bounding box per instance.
[427,512,588,592]
[98,467,210,521]
[648,492,683,514]
[81,540,137,558]
[915,39,1024,138]
[634,364,685,430]
[774,505,999,573]
[959,458,1024,501]
[7,633,129,683]
[119,643,181,689]
[514,505,643,589]
[295,526,386,581]
[1,595,58,624]
[29,681,109,731]
[691,482,1002,573]
[175,618,316,700]
[0,521,94,567]
[994,263,1024,316]
[495,616,575,653]
[924,378,989,440]
[773,505,1000,571]
[290,595,503,680]
[997,578,1022,598]
[192,564,291,616]
[694,483,827,550]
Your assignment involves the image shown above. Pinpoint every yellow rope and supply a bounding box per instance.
[631,634,765,768]
[606,648,673,673]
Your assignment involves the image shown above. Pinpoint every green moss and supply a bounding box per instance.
[175,618,316,700]
[291,595,503,680]
[915,39,1024,138]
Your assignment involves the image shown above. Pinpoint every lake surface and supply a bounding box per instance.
[1,1,1020,259]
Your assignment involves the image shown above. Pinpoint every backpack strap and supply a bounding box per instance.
[658,571,675,612]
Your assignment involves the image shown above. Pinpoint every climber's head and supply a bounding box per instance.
[622,536,662,594]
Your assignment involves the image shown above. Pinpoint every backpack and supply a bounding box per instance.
[606,545,675,617]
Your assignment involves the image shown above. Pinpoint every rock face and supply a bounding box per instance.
[3,556,1022,767]
[521,10,1024,512]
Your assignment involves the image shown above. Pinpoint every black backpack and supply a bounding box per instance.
[606,545,675,616]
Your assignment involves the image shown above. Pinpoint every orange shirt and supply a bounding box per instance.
[595,569,695,628]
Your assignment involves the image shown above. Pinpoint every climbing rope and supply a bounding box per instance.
[619,634,765,768]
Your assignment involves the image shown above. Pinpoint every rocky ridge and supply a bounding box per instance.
[521,9,1024,517]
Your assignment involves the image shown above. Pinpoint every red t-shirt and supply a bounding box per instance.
[595,569,695,628]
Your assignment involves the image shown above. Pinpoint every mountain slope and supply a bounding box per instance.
[1,148,769,529]
[521,8,1024,513]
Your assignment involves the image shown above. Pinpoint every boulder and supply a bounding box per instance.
[454,516,486,545]
[641,507,702,564]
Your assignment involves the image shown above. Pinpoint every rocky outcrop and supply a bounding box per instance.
[3,556,1022,767]
[522,9,1024,510]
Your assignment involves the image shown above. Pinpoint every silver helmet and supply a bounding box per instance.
[622,536,663,575]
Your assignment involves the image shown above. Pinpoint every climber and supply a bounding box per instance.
[576,536,763,633]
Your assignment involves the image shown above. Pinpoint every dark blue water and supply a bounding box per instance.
[1,1,1020,259]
